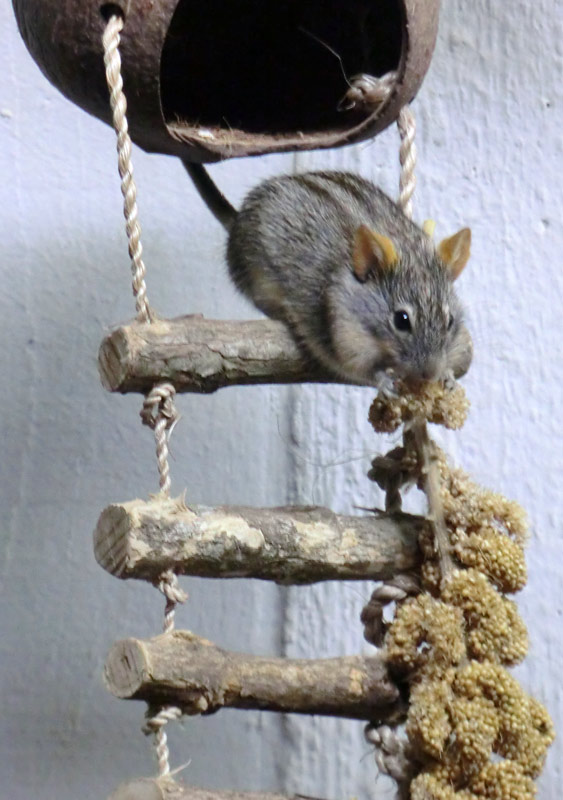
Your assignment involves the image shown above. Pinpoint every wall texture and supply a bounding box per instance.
[1,2,562,799]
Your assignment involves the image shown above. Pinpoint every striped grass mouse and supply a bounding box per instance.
[185,164,473,394]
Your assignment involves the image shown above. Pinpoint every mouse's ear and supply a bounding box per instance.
[353,225,399,282]
[438,228,471,280]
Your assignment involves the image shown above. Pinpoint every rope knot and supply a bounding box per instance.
[365,723,416,793]
[141,382,179,430]
[157,570,188,605]
[155,568,188,636]
[339,71,398,112]
[361,573,420,647]
[140,382,179,496]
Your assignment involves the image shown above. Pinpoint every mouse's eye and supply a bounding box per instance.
[393,310,412,332]
[448,314,455,331]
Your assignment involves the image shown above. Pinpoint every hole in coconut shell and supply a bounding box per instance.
[160,0,402,138]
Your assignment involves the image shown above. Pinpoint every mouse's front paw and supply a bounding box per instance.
[375,371,398,399]
[442,369,457,392]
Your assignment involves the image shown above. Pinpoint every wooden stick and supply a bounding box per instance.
[109,778,325,800]
[94,497,423,584]
[98,315,355,394]
[104,631,402,720]
[409,420,454,583]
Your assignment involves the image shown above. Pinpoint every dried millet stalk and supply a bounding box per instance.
[365,381,554,799]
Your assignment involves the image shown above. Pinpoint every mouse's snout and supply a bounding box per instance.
[415,355,447,383]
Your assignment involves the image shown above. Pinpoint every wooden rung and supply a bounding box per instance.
[94,497,422,584]
[104,631,402,721]
[98,315,358,394]
[109,778,324,800]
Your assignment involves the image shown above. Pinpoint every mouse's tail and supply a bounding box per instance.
[182,161,237,231]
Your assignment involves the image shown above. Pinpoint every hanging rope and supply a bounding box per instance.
[363,103,455,798]
[102,13,152,323]
[142,568,186,777]
[395,104,453,581]
[140,382,180,496]
[397,107,417,220]
[362,103,421,792]
[339,71,416,222]
[140,382,186,775]
[140,381,187,632]
[103,18,186,770]
[142,570,185,777]
[141,568,186,777]
[156,569,188,634]
[141,388,186,776]
[142,705,184,778]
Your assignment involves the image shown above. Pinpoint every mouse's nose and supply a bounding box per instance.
[418,356,445,382]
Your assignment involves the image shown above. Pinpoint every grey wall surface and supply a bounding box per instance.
[1,1,562,799]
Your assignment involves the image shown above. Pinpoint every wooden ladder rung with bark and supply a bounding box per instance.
[98,315,412,800]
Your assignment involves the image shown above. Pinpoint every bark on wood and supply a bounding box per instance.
[104,631,402,721]
[98,315,355,394]
[109,778,324,800]
[94,496,423,585]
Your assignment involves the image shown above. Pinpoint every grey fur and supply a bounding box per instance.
[227,171,472,386]
[187,166,473,387]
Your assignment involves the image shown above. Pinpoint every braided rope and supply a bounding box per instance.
[140,382,180,496]
[396,107,454,582]
[339,71,416,222]
[397,106,417,220]
[156,569,188,634]
[372,104,454,797]
[143,705,184,778]
[102,13,184,780]
[142,564,186,776]
[362,101,419,794]
[141,572,186,777]
[140,381,184,770]
[102,14,152,323]
[143,569,186,777]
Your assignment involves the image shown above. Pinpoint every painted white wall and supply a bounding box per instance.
[1,1,562,799]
